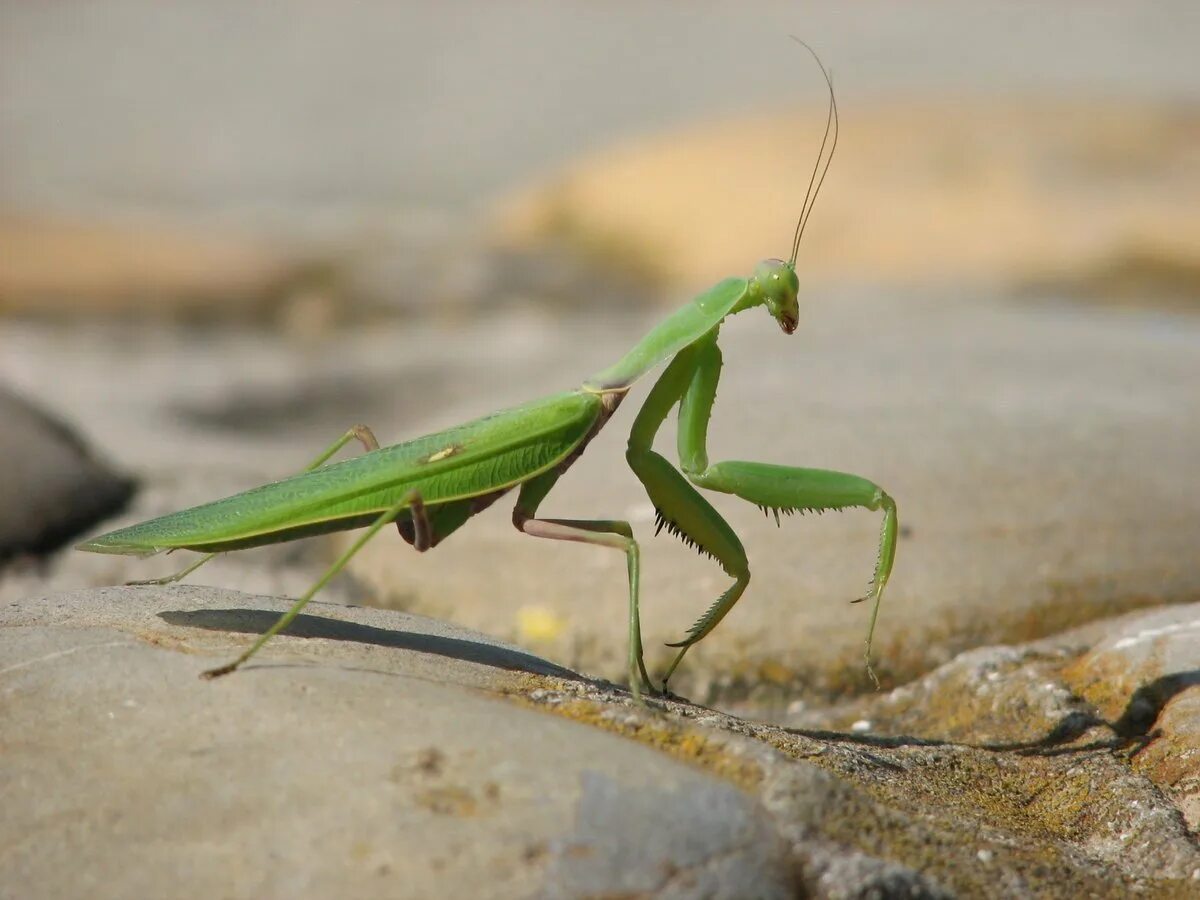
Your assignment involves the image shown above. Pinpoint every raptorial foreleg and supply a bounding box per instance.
[678,338,898,684]
[624,342,752,690]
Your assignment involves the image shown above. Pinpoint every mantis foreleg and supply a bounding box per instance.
[129,424,383,586]
[678,337,898,686]
[512,471,651,701]
[624,341,751,690]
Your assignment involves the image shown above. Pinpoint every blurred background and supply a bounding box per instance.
[2,1,1198,713]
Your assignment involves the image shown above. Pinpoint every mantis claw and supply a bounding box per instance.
[865,652,881,691]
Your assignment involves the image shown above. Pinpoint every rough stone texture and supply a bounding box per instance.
[1062,606,1200,831]
[5,588,1200,897]
[0,387,134,561]
[536,772,794,900]
[782,605,1200,889]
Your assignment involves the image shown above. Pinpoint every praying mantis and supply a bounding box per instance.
[77,46,897,703]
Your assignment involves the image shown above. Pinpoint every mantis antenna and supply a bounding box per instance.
[789,38,839,268]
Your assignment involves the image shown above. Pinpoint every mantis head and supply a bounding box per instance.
[751,259,800,334]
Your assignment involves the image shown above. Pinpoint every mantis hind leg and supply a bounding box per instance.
[511,471,651,702]
[202,487,422,678]
[689,462,897,687]
[129,424,383,587]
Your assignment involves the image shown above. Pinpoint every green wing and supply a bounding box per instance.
[79,390,602,555]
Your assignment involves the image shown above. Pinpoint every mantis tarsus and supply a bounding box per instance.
[78,46,898,703]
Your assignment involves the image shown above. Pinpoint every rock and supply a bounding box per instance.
[535,643,1200,897]
[536,771,794,899]
[0,387,134,561]
[783,604,1200,881]
[6,586,1199,897]
[1063,605,1200,831]
[1,586,797,899]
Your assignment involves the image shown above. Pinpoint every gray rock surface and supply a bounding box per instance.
[1,587,796,899]
[1063,605,1200,831]
[5,588,1200,897]
[0,387,134,561]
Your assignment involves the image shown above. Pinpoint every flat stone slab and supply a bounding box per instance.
[1,587,794,899]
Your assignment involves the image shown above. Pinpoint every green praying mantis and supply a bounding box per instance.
[78,46,897,703]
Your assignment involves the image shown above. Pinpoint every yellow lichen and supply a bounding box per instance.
[512,693,764,792]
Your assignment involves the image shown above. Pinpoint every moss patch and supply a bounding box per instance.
[707,586,1199,718]
[510,690,765,793]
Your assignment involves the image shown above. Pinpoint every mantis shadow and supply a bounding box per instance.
[159,608,583,682]
[785,669,1200,760]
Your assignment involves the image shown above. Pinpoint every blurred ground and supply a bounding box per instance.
[3,2,1198,221]
[1,2,1198,711]
[495,99,1200,300]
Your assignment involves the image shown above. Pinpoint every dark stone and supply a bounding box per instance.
[0,387,135,560]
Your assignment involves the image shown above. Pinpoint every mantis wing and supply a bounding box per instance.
[79,391,602,555]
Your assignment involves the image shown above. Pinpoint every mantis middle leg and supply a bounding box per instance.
[511,470,651,702]
[130,425,388,586]
[202,487,425,678]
